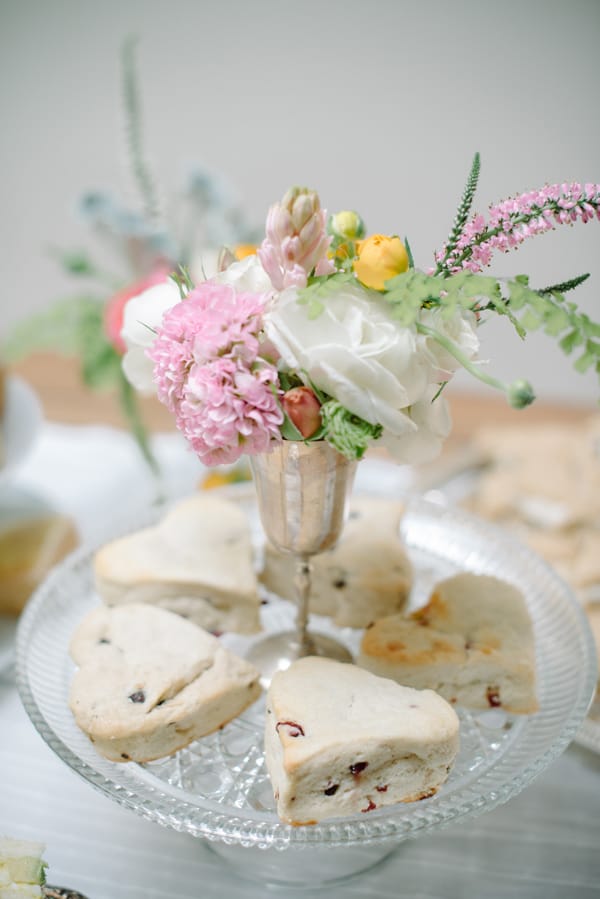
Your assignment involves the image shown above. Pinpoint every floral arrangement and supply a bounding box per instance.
[122,154,600,468]
[3,39,257,475]
[117,154,600,465]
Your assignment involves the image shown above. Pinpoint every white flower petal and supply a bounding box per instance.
[120,280,181,395]
[213,255,273,293]
[380,389,452,464]
[121,281,182,348]
[121,346,156,395]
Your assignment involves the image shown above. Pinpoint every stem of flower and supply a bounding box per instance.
[415,322,535,408]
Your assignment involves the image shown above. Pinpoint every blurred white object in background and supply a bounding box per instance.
[0,376,43,483]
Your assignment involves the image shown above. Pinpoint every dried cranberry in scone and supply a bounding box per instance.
[264,657,459,826]
[69,604,261,762]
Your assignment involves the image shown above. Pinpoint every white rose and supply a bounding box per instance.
[121,280,182,394]
[417,307,479,377]
[265,280,431,436]
[212,254,273,293]
[379,385,452,464]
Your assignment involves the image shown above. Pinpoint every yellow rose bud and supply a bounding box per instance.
[353,234,409,291]
[329,210,365,241]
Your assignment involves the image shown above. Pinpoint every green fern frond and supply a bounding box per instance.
[436,152,481,275]
[537,272,590,295]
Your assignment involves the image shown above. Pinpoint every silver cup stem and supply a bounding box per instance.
[292,556,315,656]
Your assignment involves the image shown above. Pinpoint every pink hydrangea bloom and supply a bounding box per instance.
[148,281,283,465]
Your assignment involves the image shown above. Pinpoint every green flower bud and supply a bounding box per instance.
[328,210,365,241]
[507,379,535,409]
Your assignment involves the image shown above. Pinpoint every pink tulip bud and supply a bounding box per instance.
[282,386,322,438]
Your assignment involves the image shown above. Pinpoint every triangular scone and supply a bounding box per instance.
[94,493,260,634]
[265,657,459,825]
[69,604,261,762]
[359,573,538,714]
[260,497,412,628]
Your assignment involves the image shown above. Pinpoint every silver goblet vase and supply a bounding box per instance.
[247,440,357,684]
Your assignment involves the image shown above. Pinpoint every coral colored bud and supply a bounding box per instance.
[353,234,409,291]
[329,210,365,241]
[282,386,322,438]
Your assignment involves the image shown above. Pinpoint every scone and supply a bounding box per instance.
[69,603,261,762]
[265,657,459,825]
[94,493,260,634]
[359,573,538,714]
[260,496,412,628]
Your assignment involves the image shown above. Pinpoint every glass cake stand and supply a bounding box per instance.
[15,494,597,887]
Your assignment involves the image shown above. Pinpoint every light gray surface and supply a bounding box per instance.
[0,424,599,897]
[2,0,600,403]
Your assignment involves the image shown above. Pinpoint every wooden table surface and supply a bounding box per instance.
[11,352,595,440]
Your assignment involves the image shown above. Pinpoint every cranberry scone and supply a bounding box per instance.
[265,657,459,825]
[260,496,412,628]
[359,573,538,714]
[69,603,261,762]
[94,493,261,634]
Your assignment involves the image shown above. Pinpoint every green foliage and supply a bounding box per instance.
[122,36,159,224]
[4,295,125,390]
[3,295,106,363]
[538,273,590,295]
[117,370,160,477]
[56,250,97,277]
[278,370,304,392]
[279,411,304,441]
[320,399,382,461]
[505,277,600,379]
[297,271,356,318]
[436,152,481,274]
[384,270,499,325]
[382,266,600,384]
[170,265,194,298]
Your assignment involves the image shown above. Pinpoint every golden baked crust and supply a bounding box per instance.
[359,573,538,715]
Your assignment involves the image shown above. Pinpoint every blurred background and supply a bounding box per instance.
[1,0,599,403]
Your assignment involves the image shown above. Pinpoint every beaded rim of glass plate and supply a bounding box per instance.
[15,494,597,850]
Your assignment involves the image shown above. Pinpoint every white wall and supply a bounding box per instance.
[1,0,599,403]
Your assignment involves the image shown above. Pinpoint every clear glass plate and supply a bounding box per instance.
[15,496,597,857]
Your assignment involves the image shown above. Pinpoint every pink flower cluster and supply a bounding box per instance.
[148,282,283,465]
[437,182,600,273]
[258,187,334,289]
